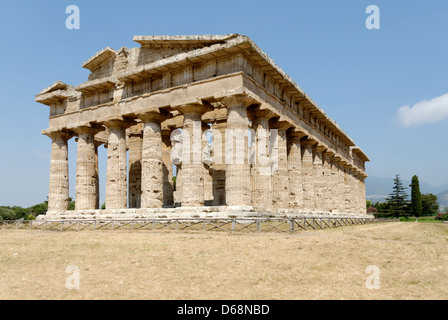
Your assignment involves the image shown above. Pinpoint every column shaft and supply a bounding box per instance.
[313,146,326,212]
[301,140,316,212]
[105,123,128,209]
[181,112,205,207]
[162,129,174,207]
[140,118,164,208]
[47,132,71,213]
[271,127,289,208]
[288,133,305,210]
[225,102,251,206]
[128,132,143,208]
[252,116,272,209]
[75,128,98,210]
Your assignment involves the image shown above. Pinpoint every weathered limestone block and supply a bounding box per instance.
[74,127,100,210]
[105,121,129,209]
[46,131,72,213]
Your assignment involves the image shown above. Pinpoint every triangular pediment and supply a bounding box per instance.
[82,47,117,71]
[37,81,69,95]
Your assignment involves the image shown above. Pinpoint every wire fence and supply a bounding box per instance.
[0,217,396,234]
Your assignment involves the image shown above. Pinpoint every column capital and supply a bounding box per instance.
[138,109,171,123]
[301,136,318,147]
[269,117,294,131]
[44,129,73,141]
[103,118,135,129]
[313,145,327,153]
[248,104,277,121]
[72,125,103,136]
[215,91,258,109]
[288,129,307,141]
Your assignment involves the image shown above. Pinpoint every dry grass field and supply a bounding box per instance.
[0,222,447,300]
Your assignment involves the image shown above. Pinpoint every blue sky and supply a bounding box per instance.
[1,0,447,207]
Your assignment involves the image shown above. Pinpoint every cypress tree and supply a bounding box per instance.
[410,175,422,218]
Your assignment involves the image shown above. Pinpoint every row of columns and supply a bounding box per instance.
[46,94,366,215]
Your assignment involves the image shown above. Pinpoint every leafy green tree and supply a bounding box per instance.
[12,206,29,220]
[421,193,439,216]
[29,201,48,216]
[410,175,422,218]
[366,200,373,209]
[68,197,75,211]
[386,174,410,219]
[0,207,16,221]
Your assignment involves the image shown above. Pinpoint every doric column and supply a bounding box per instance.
[249,108,275,210]
[202,123,214,205]
[331,156,343,214]
[301,138,318,212]
[313,145,327,212]
[288,130,307,210]
[174,103,212,207]
[104,120,129,210]
[220,94,253,207]
[359,172,367,215]
[162,128,174,207]
[46,131,72,213]
[211,120,227,206]
[322,150,335,213]
[138,112,168,209]
[74,126,100,211]
[94,140,104,209]
[270,119,291,209]
[343,164,354,214]
[337,159,347,213]
[128,127,143,208]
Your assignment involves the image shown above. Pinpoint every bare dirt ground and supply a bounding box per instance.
[0,222,447,300]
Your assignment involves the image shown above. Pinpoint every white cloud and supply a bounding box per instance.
[397,93,448,127]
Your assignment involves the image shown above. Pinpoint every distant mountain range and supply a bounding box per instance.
[366,175,448,208]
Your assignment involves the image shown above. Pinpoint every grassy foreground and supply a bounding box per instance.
[0,222,447,300]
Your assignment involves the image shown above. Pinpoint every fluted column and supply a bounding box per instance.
[105,120,128,210]
[94,140,103,209]
[138,112,167,209]
[128,129,143,208]
[211,120,226,206]
[331,157,342,214]
[220,95,253,207]
[288,131,306,210]
[343,165,353,213]
[249,109,275,210]
[162,129,174,207]
[175,103,212,207]
[74,126,99,210]
[359,173,367,215]
[313,145,327,212]
[301,138,317,212]
[47,131,72,213]
[270,120,291,209]
[322,151,334,213]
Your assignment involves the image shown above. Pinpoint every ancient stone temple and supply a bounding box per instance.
[35,34,369,220]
